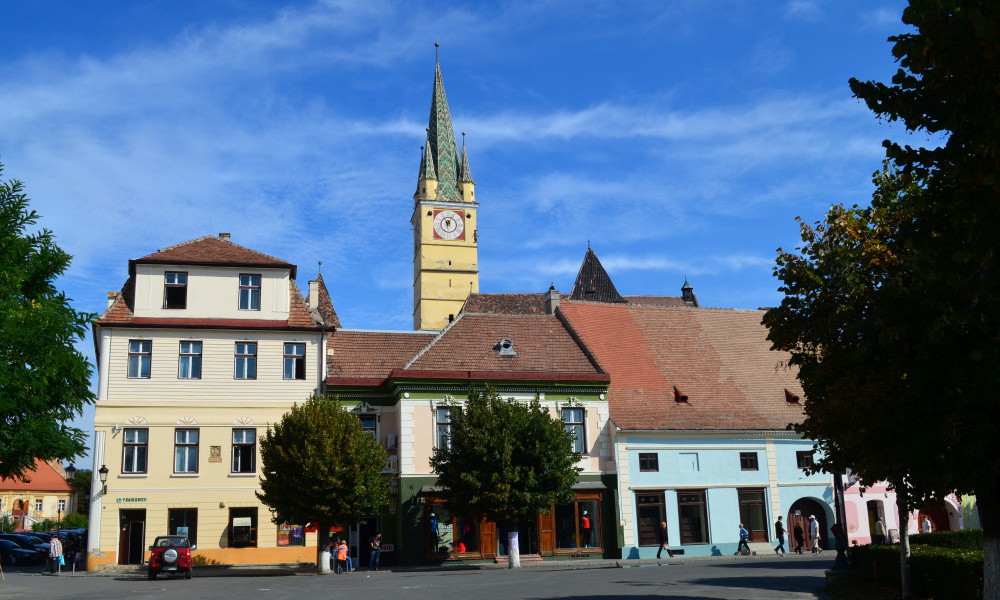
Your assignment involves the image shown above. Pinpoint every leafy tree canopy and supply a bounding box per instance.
[429,385,580,527]
[256,393,388,570]
[0,162,95,480]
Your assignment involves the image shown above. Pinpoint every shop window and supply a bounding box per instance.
[738,489,768,542]
[174,428,199,473]
[178,341,202,379]
[163,271,187,309]
[168,508,198,545]
[239,274,261,311]
[426,502,479,555]
[228,507,257,548]
[435,407,452,450]
[678,490,709,544]
[555,496,601,550]
[740,452,759,471]
[235,342,257,380]
[277,524,305,546]
[128,340,152,379]
[639,453,659,472]
[122,428,148,473]
[562,407,586,453]
[635,492,665,546]
[232,428,256,473]
[796,451,814,469]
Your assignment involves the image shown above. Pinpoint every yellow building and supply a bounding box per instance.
[1,459,76,530]
[412,55,479,331]
[87,234,338,568]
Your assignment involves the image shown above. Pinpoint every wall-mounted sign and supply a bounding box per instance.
[232,517,252,528]
[209,446,222,462]
[116,497,147,503]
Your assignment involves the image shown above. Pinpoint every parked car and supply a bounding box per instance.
[0,539,40,566]
[147,536,193,580]
[0,534,48,559]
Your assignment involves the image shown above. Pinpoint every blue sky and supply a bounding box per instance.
[1,0,917,465]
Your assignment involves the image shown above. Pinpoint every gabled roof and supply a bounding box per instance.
[570,248,626,303]
[312,273,342,329]
[559,302,805,431]
[132,235,296,278]
[400,312,605,378]
[0,459,73,492]
[327,330,437,383]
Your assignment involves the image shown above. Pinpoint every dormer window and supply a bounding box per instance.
[495,338,516,356]
[164,272,187,309]
[239,274,261,311]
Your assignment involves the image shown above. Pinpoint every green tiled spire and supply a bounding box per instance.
[419,129,437,181]
[459,132,474,183]
[426,58,462,203]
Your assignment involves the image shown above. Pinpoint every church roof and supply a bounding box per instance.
[570,248,626,303]
[558,302,805,432]
[425,60,462,202]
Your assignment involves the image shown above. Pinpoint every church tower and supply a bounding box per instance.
[412,50,479,331]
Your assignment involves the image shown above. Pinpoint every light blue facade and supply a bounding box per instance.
[618,431,834,559]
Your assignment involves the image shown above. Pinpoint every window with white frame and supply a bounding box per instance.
[174,428,199,473]
[235,342,257,380]
[178,341,202,379]
[283,343,306,380]
[436,407,452,450]
[562,406,586,453]
[58,499,66,512]
[122,428,148,473]
[239,274,261,310]
[163,271,188,309]
[128,340,152,379]
[359,414,377,440]
[232,428,256,473]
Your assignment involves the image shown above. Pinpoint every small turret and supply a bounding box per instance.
[458,131,475,203]
[681,277,698,307]
[414,128,439,201]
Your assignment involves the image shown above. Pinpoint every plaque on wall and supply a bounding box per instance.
[209,446,222,462]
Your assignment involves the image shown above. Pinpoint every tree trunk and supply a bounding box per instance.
[316,522,332,575]
[897,489,912,599]
[507,528,521,569]
[980,492,999,600]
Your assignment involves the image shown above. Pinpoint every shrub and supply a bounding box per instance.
[910,529,982,550]
[849,543,983,600]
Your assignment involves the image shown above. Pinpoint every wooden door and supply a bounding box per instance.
[538,512,554,556]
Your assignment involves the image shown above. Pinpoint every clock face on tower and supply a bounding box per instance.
[432,209,465,240]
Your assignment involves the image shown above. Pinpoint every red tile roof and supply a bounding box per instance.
[403,313,605,376]
[312,273,342,328]
[327,330,437,381]
[559,302,805,431]
[462,292,690,315]
[133,235,296,277]
[0,459,73,492]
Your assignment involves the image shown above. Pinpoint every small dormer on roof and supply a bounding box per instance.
[495,338,517,357]
[681,277,699,307]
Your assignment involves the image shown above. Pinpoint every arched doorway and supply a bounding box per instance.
[917,501,950,533]
[788,498,829,551]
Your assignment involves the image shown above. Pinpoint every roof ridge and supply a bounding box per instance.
[402,313,465,369]
[139,234,292,266]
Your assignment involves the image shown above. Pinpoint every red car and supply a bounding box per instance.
[147,536,193,580]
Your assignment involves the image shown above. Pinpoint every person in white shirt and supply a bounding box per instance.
[922,516,932,534]
[808,515,821,554]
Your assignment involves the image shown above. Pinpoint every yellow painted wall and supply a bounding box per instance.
[132,265,291,320]
[412,202,479,331]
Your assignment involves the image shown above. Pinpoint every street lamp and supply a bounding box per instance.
[65,464,77,481]
[64,464,77,521]
[98,464,109,495]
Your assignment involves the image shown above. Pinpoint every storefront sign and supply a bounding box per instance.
[379,543,394,552]
[116,497,147,503]
[232,517,252,527]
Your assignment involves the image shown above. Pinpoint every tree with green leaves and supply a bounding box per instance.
[767,1,1000,597]
[257,394,389,574]
[429,386,580,568]
[0,162,95,481]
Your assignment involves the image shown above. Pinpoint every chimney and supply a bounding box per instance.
[546,284,560,314]
[308,279,320,308]
[219,232,231,242]
[107,291,117,309]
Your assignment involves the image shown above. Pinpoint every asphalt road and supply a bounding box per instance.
[0,555,831,599]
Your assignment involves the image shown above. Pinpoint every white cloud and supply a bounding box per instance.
[785,0,822,21]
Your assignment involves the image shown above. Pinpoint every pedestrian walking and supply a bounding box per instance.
[369,532,382,571]
[873,518,887,544]
[808,515,821,554]
[43,531,63,575]
[793,523,805,554]
[774,516,786,555]
[922,516,932,534]
[734,524,751,556]
[656,522,673,559]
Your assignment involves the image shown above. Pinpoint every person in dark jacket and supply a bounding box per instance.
[656,522,673,558]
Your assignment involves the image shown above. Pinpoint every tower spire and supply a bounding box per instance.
[425,44,462,203]
[459,131,474,183]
